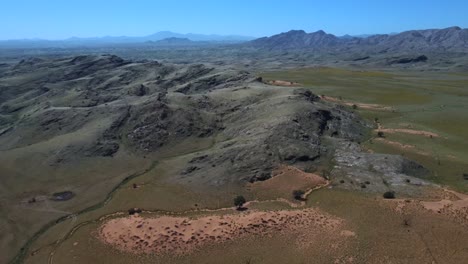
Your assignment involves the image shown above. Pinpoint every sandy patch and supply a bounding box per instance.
[373,138,430,156]
[420,189,468,223]
[377,128,439,138]
[267,80,301,87]
[321,96,394,111]
[374,138,416,150]
[388,188,468,226]
[99,208,343,255]
[249,165,327,201]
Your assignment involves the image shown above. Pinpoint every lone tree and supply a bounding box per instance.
[377,131,385,138]
[293,190,305,200]
[234,195,247,210]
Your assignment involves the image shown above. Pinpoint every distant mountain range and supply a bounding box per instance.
[0,31,255,48]
[2,27,467,53]
[250,27,468,52]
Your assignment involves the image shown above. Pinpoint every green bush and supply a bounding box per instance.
[292,190,305,200]
[234,195,246,209]
[383,191,396,199]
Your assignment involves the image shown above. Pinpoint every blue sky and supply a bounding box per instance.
[1,0,468,40]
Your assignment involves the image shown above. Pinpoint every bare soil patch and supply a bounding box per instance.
[321,96,394,111]
[374,138,430,156]
[249,165,327,200]
[99,208,344,255]
[389,188,468,226]
[267,80,301,86]
[377,128,440,138]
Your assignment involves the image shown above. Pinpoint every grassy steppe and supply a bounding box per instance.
[261,67,468,192]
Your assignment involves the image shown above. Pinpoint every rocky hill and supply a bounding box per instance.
[0,55,429,188]
[0,55,434,263]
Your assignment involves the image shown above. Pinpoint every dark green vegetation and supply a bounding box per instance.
[383,191,396,199]
[233,195,247,209]
[293,190,305,200]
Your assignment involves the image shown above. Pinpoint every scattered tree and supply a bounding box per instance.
[383,191,396,199]
[234,195,247,210]
[463,173,468,180]
[293,190,305,200]
[339,180,345,184]
[377,131,385,138]
[352,104,358,110]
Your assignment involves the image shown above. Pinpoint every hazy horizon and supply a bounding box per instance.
[1,0,468,40]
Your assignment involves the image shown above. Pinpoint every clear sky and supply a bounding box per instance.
[1,0,468,40]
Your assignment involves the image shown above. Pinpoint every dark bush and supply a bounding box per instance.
[383,191,396,199]
[128,208,142,215]
[293,190,305,200]
[234,195,247,210]
[463,173,468,180]
[377,131,385,138]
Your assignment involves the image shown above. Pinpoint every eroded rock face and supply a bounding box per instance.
[332,140,430,196]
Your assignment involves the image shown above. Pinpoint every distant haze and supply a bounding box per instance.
[1,0,468,40]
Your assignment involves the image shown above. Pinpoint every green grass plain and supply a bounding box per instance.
[261,67,468,192]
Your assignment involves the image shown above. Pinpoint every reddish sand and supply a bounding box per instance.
[374,138,430,156]
[267,80,301,87]
[390,188,468,226]
[249,165,328,201]
[99,208,343,255]
[420,189,468,224]
[376,128,440,138]
[321,96,394,111]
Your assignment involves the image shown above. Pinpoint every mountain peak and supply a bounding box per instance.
[313,30,327,35]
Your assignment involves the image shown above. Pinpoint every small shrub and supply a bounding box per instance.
[365,181,371,185]
[128,208,142,215]
[405,179,411,183]
[234,195,247,210]
[377,131,385,138]
[293,190,305,200]
[403,219,411,226]
[383,191,396,199]
[463,173,468,180]
[352,104,358,110]
[360,183,367,189]
[339,180,345,184]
